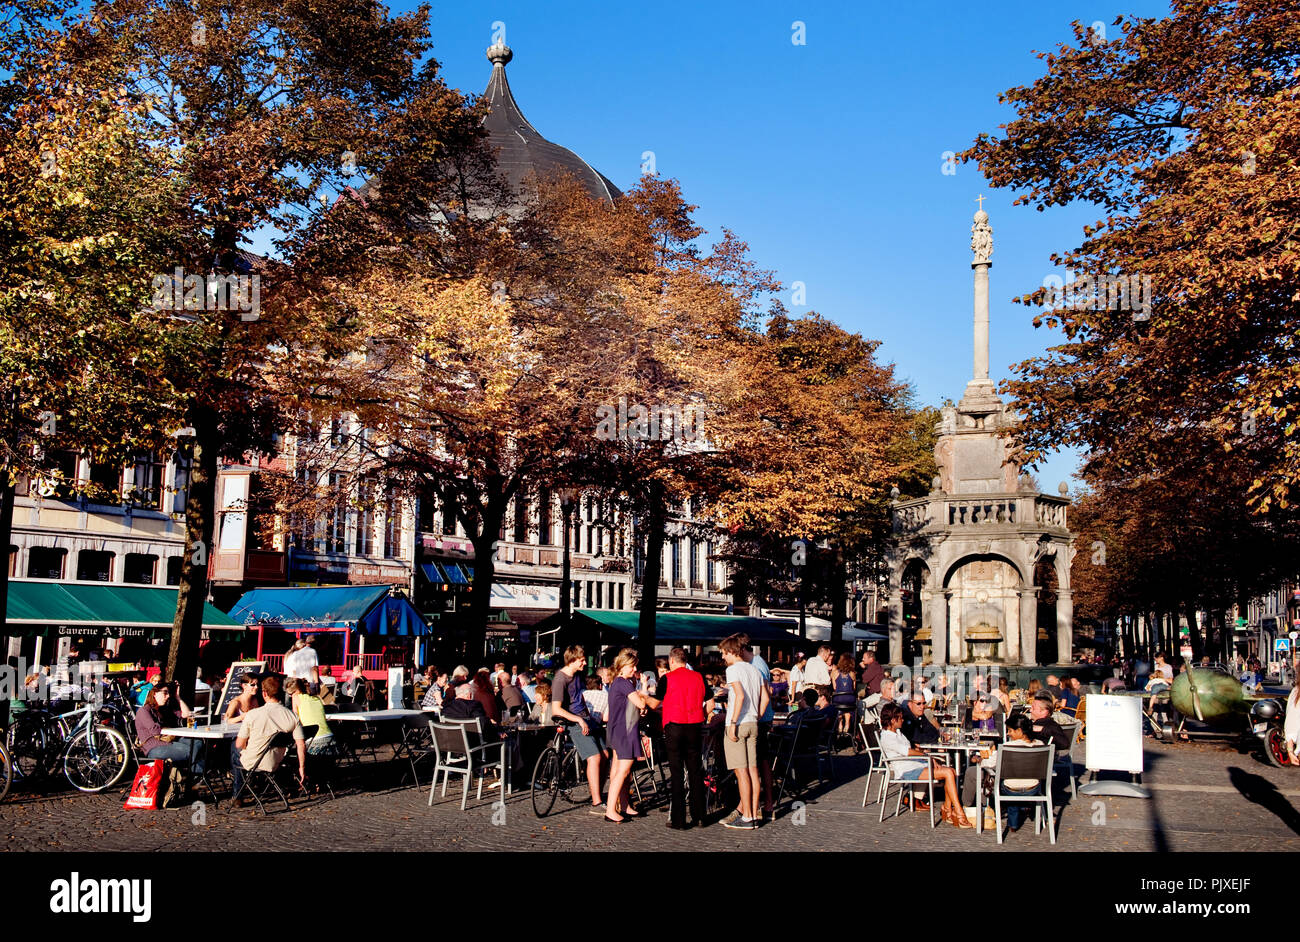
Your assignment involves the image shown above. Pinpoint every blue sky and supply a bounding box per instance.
[397,0,1173,490]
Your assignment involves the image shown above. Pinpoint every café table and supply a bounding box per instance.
[328,708,425,765]
[159,723,243,805]
[918,735,993,833]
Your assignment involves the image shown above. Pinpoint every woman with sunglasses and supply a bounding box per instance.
[224,673,263,725]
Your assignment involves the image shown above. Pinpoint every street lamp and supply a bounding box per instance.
[558,487,579,629]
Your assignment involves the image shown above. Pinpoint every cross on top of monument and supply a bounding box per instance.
[975,194,986,213]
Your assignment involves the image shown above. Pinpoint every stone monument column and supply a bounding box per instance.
[1019,587,1039,666]
[1056,589,1074,664]
[970,198,993,384]
[928,588,948,665]
[888,588,904,665]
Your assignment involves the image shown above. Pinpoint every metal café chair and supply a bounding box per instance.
[1054,721,1081,798]
[231,730,295,815]
[858,721,886,807]
[427,719,506,811]
[878,746,938,828]
[990,742,1057,844]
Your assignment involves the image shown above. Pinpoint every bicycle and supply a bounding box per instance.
[6,700,132,792]
[530,723,591,817]
[0,738,11,802]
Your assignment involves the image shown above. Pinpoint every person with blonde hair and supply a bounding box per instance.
[603,648,651,823]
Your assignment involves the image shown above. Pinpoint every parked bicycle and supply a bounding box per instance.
[530,723,591,817]
[6,699,132,792]
[0,738,11,802]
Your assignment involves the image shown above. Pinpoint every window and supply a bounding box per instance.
[77,550,113,582]
[689,538,699,587]
[166,556,183,585]
[355,478,375,557]
[172,452,191,514]
[383,494,402,559]
[584,581,592,608]
[87,460,123,503]
[328,417,344,449]
[417,490,436,533]
[617,583,624,610]
[441,488,458,535]
[41,450,80,500]
[536,489,552,546]
[129,453,166,510]
[28,546,66,579]
[325,472,348,553]
[513,491,529,543]
[595,582,603,609]
[7,545,15,577]
[124,553,157,584]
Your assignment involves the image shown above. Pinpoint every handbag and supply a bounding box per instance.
[123,760,167,810]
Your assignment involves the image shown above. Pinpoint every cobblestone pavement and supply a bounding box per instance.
[3,736,1298,852]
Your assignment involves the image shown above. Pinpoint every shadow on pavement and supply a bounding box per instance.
[1228,765,1300,835]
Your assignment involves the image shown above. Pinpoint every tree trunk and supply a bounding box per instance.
[636,483,667,667]
[166,405,220,703]
[0,475,13,642]
[829,545,847,648]
[467,498,506,663]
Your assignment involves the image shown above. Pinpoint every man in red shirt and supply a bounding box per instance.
[655,647,708,830]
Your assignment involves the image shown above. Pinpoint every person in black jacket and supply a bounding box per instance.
[1028,695,1071,754]
[441,680,500,741]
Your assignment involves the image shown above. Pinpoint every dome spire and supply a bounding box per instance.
[486,40,512,67]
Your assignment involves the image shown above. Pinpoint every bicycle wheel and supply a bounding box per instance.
[63,726,130,793]
[531,746,561,817]
[701,743,736,817]
[6,713,50,782]
[0,742,11,801]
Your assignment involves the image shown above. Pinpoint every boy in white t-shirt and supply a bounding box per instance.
[720,634,768,830]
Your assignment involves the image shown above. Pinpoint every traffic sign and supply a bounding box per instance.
[1274,638,1291,654]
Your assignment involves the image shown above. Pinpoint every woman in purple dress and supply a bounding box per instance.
[603,648,649,823]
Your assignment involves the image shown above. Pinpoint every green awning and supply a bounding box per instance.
[5,581,241,636]
[537,609,801,644]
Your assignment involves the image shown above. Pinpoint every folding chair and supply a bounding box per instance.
[427,720,506,811]
[991,742,1056,844]
[231,731,295,814]
[815,714,837,782]
[858,721,887,807]
[1054,722,1081,798]
[397,713,437,787]
[878,749,938,828]
[769,711,803,809]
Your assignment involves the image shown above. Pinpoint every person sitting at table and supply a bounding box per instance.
[902,691,941,745]
[879,701,972,827]
[583,675,609,720]
[471,669,501,725]
[1028,694,1072,755]
[961,714,1044,829]
[995,677,1012,715]
[233,676,307,808]
[530,682,554,725]
[971,688,1003,735]
[135,683,205,774]
[519,671,538,704]
[442,679,500,740]
[287,677,336,755]
[1060,677,1082,715]
[421,669,448,711]
[500,674,526,720]
[225,672,263,725]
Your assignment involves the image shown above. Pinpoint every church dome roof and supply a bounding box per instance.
[482,42,620,203]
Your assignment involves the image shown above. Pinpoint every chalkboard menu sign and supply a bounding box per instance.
[214,661,265,723]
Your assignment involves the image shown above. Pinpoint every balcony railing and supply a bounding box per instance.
[893,492,1069,535]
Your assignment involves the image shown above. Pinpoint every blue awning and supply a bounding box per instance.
[227,585,427,635]
[420,563,445,585]
[442,563,469,586]
[360,596,429,637]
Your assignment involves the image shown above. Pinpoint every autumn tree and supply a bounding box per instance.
[962,0,1300,645]
[29,0,487,697]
